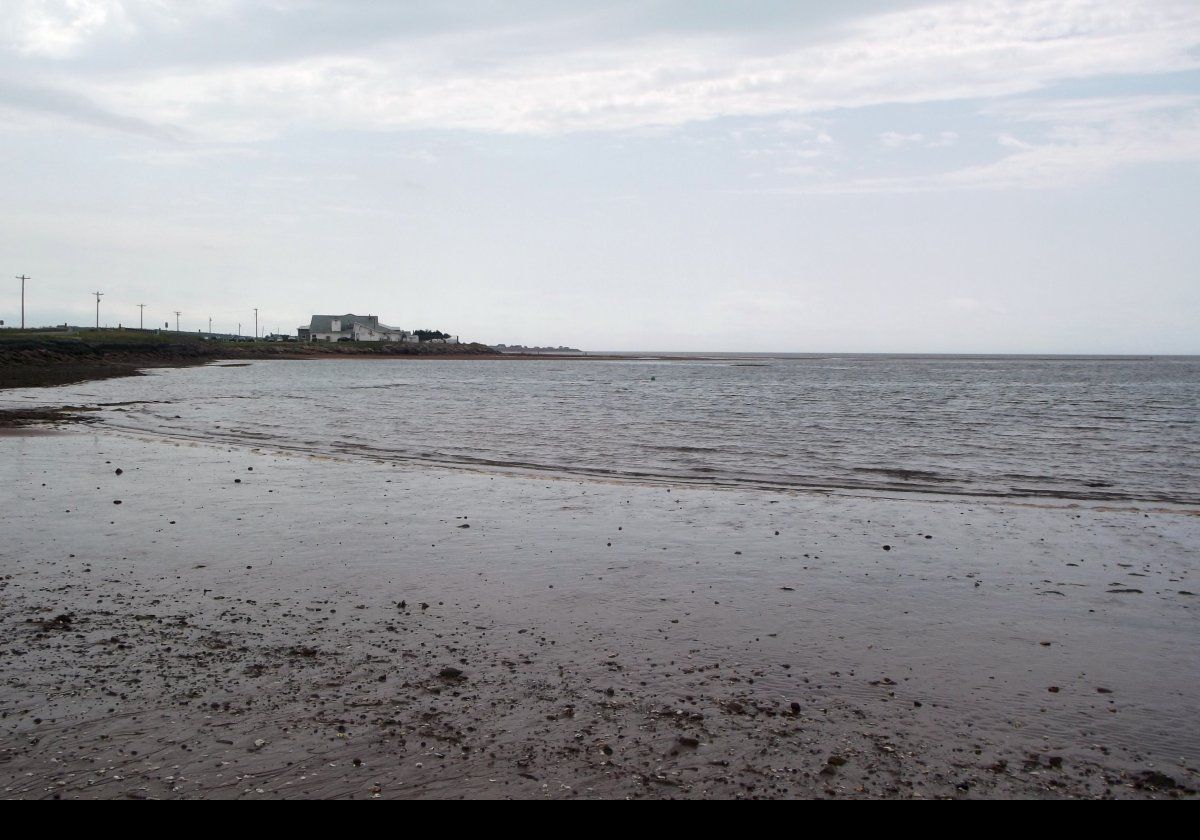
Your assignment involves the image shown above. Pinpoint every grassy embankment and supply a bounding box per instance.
[0,329,500,390]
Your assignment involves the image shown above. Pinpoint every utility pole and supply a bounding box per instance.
[138,304,146,330]
[93,291,104,329]
[253,308,259,340]
[16,275,29,329]
[174,311,181,332]
[208,317,212,334]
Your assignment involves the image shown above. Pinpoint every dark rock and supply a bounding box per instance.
[1137,770,1179,791]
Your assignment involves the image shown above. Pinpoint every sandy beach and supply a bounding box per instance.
[2,423,1196,799]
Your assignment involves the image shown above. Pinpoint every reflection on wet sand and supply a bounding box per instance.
[1,429,1196,799]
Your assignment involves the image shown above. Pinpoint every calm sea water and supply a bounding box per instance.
[7,355,1199,505]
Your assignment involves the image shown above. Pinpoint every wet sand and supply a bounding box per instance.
[1,428,1197,799]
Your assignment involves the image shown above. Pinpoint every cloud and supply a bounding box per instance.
[881,129,960,149]
[732,118,837,176]
[947,94,1200,189]
[781,95,1200,193]
[0,78,183,139]
[926,131,959,148]
[942,106,1200,189]
[3,2,1197,194]
[4,0,1198,140]
[2,0,131,58]
[1,0,241,59]
[998,134,1035,150]
[881,131,926,148]
[117,145,262,166]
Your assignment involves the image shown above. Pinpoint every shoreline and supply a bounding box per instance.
[0,331,580,391]
[2,424,1196,799]
[0,350,644,391]
[87,431,1200,513]
[12,415,1200,517]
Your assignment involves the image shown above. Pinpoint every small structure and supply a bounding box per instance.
[299,314,417,343]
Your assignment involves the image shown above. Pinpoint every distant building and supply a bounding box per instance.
[299,314,417,343]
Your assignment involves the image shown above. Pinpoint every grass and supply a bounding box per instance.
[0,328,499,356]
[0,328,212,346]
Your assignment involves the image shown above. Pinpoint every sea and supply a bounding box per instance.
[5,353,1198,506]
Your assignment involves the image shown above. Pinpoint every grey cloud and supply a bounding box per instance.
[0,79,185,140]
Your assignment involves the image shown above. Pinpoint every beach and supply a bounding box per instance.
[5,0,1196,802]
[1,416,1196,798]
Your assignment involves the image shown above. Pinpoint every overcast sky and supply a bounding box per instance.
[2,0,1197,352]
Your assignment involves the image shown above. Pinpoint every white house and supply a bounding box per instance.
[298,314,417,343]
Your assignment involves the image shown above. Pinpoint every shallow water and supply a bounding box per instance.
[4,354,1198,505]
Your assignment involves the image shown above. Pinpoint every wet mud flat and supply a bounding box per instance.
[0,407,101,429]
[0,363,160,391]
[0,430,1197,799]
